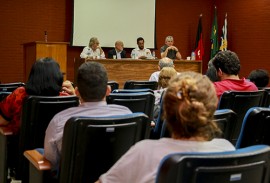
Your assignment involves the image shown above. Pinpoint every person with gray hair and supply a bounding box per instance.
[80,37,106,59]
[149,57,174,82]
[108,40,126,59]
[160,36,182,60]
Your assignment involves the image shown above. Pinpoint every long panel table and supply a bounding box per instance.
[74,58,202,88]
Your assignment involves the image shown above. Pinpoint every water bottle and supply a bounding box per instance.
[152,51,155,59]
[191,51,196,60]
[131,53,135,59]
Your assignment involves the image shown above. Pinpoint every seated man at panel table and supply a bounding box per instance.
[44,62,132,172]
[160,36,182,60]
[108,40,126,59]
[149,57,174,82]
[131,37,152,59]
[212,50,257,99]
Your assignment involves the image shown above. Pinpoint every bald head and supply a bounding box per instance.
[158,57,174,70]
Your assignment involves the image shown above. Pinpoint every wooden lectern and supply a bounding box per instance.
[23,41,69,81]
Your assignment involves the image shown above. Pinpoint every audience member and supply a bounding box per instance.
[160,36,182,60]
[80,37,105,59]
[153,67,177,121]
[0,57,74,134]
[212,50,258,99]
[131,37,152,59]
[205,58,219,82]
[248,69,269,89]
[149,57,174,82]
[108,40,126,59]
[44,61,132,172]
[98,72,235,183]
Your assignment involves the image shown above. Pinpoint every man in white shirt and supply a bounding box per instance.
[149,57,174,82]
[131,37,152,59]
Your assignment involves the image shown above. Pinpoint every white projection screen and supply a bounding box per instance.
[72,0,156,48]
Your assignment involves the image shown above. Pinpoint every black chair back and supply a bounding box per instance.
[218,90,265,144]
[0,92,11,101]
[124,80,158,90]
[107,81,119,92]
[107,92,155,121]
[156,145,270,183]
[236,107,270,149]
[112,88,154,94]
[60,113,150,183]
[214,109,237,142]
[17,95,79,182]
[0,82,25,92]
[262,87,270,107]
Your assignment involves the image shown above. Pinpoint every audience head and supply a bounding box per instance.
[26,57,63,96]
[76,61,108,102]
[165,36,174,46]
[88,37,100,50]
[163,72,220,140]
[115,40,124,52]
[212,50,240,76]
[158,67,177,89]
[205,58,219,82]
[248,69,269,88]
[158,57,174,70]
[137,37,145,50]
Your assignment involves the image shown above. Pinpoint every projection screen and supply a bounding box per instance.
[72,0,156,48]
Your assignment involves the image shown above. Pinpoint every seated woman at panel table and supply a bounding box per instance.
[80,37,106,60]
[0,57,75,134]
[97,71,235,183]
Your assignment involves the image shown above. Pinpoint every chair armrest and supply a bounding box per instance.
[0,126,14,135]
[24,150,51,171]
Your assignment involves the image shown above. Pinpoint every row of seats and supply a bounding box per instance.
[1,82,270,182]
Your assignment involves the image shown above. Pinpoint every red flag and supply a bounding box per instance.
[195,14,204,60]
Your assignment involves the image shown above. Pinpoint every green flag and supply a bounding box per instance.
[210,7,219,58]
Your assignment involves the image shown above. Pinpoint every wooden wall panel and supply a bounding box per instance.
[0,0,269,85]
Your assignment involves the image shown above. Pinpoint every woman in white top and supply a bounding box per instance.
[80,37,106,59]
[98,71,235,183]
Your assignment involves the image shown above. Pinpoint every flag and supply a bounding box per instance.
[194,14,204,60]
[210,7,219,58]
[220,13,227,51]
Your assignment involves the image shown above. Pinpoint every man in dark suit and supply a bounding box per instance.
[108,40,126,59]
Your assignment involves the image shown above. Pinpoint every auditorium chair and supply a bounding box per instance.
[236,107,270,149]
[24,113,150,183]
[262,87,270,107]
[107,81,119,92]
[0,82,25,92]
[107,92,155,121]
[159,109,237,142]
[156,145,270,183]
[218,90,265,145]
[0,92,11,101]
[112,88,154,94]
[123,80,158,90]
[0,95,79,183]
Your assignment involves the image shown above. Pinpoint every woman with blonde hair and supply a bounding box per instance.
[98,71,235,183]
[153,67,177,120]
[80,37,105,59]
